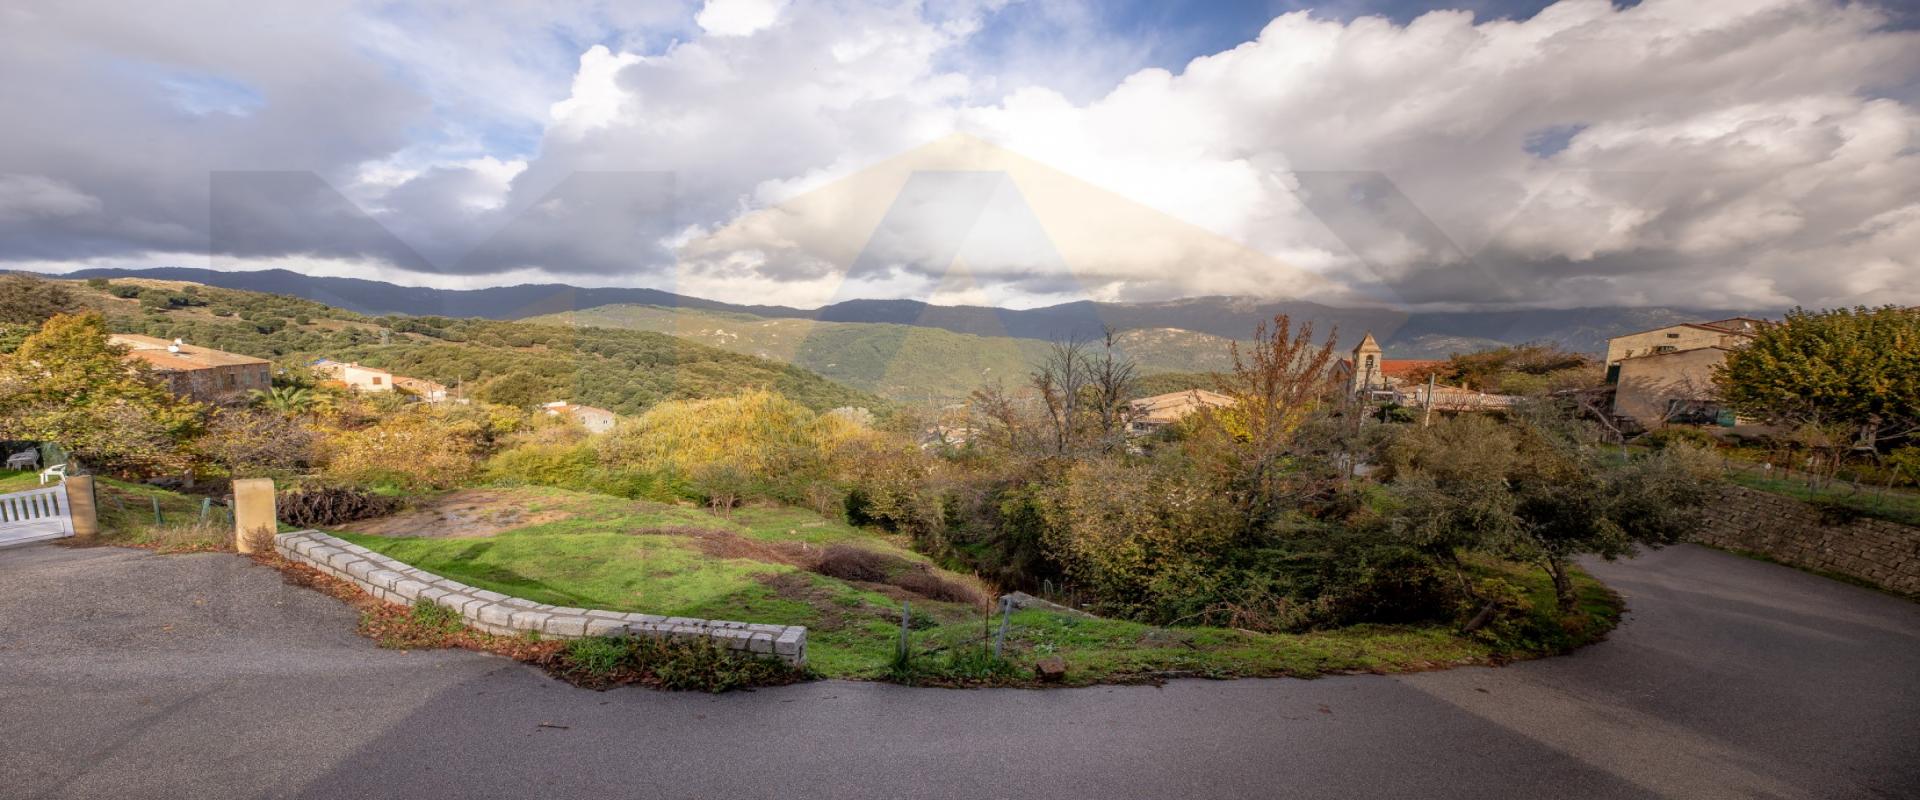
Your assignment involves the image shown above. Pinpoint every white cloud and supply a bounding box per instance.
[695,0,788,37]
[3,0,1917,312]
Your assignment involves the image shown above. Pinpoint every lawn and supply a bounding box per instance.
[328,485,1622,684]
[1724,470,1920,527]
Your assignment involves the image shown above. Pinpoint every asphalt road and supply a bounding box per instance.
[2,543,1915,800]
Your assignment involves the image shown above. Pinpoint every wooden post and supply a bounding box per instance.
[231,478,276,554]
[63,475,98,540]
[1423,372,1437,428]
[993,596,1012,659]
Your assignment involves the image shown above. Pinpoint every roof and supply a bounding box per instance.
[544,402,615,418]
[1354,332,1382,352]
[1699,317,1767,333]
[110,334,268,371]
[313,359,391,376]
[1611,319,1765,341]
[1129,389,1235,424]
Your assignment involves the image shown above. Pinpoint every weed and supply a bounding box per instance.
[887,643,1022,687]
[548,635,806,692]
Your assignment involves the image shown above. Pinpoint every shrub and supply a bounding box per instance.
[319,406,491,490]
[198,407,317,477]
[483,439,669,500]
[1643,426,1717,450]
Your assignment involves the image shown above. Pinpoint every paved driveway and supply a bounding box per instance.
[2,543,1916,799]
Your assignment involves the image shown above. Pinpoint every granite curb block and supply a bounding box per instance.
[273,529,807,664]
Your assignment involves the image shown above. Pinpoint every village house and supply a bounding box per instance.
[1606,317,1765,429]
[314,359,453,401]
[393,375,451,402]
[1603,318,1764,381]
[109,334,270,403]
[312,359,394,392]
[542,401,618,434]
[1127,389,1236,435]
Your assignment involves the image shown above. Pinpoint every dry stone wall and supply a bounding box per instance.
[1693,486,1920,598]
[274,530,807,663]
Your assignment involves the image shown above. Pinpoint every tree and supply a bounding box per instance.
[1030,338,1091,457]
[477,370,547,409]
[0,313,202,474]
[1717,306,1920,451]
[0,273,81,325]
[1197,314,1340,534]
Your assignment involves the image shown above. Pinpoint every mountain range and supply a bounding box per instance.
[57,267,1765,359]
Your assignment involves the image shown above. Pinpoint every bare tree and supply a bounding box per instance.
[1032,337,1091,457]
[1089,327,1138,452]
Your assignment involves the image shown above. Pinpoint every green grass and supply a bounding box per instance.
[1724,470,1920,527]
[331,484,1622,684]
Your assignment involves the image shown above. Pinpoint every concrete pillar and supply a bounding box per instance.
[63,475,98,539]
[232,478,277,554]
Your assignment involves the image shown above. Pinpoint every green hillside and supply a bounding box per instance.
[67,278,881,415]
[525,304,1238,403]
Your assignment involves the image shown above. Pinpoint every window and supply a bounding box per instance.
[223,372,236,388]
[1666,332,1681,339]
[372,376,382,385]
[1655,345,1677,354]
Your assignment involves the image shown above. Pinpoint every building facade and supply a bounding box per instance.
[110,334,271,403]
[313,359,395,392]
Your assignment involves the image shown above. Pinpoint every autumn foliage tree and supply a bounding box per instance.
[0,312,202,474]
[1196,314,1340,533]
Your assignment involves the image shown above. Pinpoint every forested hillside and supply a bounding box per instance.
[61,277,880,415]
[524,304,1237,402]
[62,268,1766,357]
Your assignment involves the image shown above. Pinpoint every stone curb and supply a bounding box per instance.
[273,530,807,664]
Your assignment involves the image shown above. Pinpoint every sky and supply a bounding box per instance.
[1,0,1916,311]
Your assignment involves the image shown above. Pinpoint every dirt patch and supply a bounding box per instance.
[334,489,571,538]
[759,571,853,630]
[641,525,820,568]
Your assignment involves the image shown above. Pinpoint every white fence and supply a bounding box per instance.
[0,486,74,547]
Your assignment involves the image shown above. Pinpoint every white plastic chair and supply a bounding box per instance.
[5,450,37,471]
[39,464,66,485]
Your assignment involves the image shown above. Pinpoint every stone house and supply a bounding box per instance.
[542,401,618,434]
[393,375,450,402]
[1603,318,1763,381]
[109,334,270,403]
[312,359,394,392]
[1127,389,1236,435]
[1604,317,1765,428]
[1612,346,1734,428]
